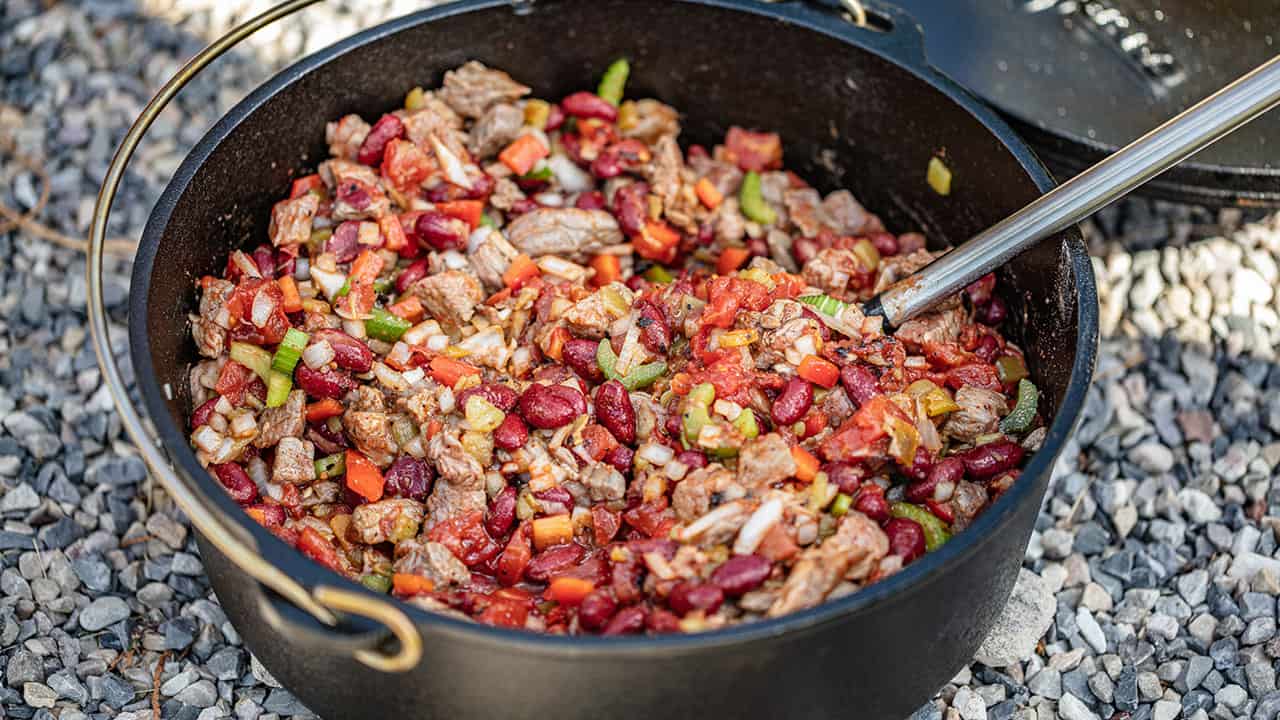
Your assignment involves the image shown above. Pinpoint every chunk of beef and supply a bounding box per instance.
[620,99,680,145]
[325,114,371,161]
[583,462,626,502]
[438,61,531,119]
[489,176,526,212]
[398,387,440,426]
[561,286,617,339]
[767,511,888,616]
[949,480,989,532]
[784,188,823,238]
[802,248,861,299]
[713,197,747,246]
[319,159,390,220]
[873,248,937,294]
[737,434,798,491]
[192,280,233,358]
[428,431,485,489]
[393,538,471,587]
[670,466,744,522]
[674,499,754,547]
[505,208,623,261]
[468,229,519,290]
[820,189,882,236]
[342,386,398,467]
[468,103,524,159]
[254,390,306,448]
[271,437,316,485]
[894,306,964,349]
[399,99,469,163]
[269,193,319,248]
[409,270,484,330]
[351,498,426,544]
[943,386,1009,442]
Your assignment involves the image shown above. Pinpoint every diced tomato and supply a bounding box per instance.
[945,363,1001,391]
[289,174,325,199]
[590,506,621,547]
[296,527,342,573]
[226,278,290,345]
[634,220,680,264]
[819,394,905,462]
[797,355,840,389]
[387,295,425,322]
[498,134,550,176]
[715,246,752,276]
[724,126,783,172]
[496,525,532,586]
[502,254,540,289]
[381,139,434,194]
[700,276,771,329]
[436,200,484,230]
[214,360,255,406]
[476,595,530,628]
[580,424,619,461]
[622,499,675,538]
[429,511,502,567]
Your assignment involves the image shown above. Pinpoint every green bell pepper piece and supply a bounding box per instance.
[999,378,1039,434]
[890,502,951,552]
[739,171,777,225]
[597,58,630,106]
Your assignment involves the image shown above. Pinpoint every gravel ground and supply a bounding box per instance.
[2,1,1279,719]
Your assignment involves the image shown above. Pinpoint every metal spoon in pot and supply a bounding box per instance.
[863,54,1280,328]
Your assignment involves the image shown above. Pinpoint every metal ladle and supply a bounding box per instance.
[865,54,1280,328]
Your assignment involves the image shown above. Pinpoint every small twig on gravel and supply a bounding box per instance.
[120,533,156,548]
[151,651,169,720]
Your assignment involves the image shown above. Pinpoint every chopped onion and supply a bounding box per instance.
[247,456,270,490]
[441,250,469,270]
[733,498,783,555]
[214,396,233,415]
[207,414,228,433]
[402,320,439,346]
[643,552,676,580]
[230,412,258,438]
[533,192,564,207]
[250,289,276,328]
[402,367,426,385]
[191,426,223,453]
[403,436,426,458]
[468,226,493,254]
[373,362,409,391]
[637,442,674,466]
[303,340,335,369]
[536,256,586,283]
[678,501,749,542]
[430,134,472,189]
[386,341,412,368]
[293,257,310,280]
[210,438,237,464]
[230,250,262,279]
[342,319,366,339]
[438,387,456,414]
[458,327,509,368]
[426,335,449,351]
[547,154,593,193]
[310,266,346,301]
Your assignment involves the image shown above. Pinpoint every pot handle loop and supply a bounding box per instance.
[86,0,422,674]
[770,0,930,68]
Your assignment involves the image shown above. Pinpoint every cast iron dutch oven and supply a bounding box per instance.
[102,0,1099,717]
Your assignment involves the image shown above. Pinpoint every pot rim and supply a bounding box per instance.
[130,0,1098,655]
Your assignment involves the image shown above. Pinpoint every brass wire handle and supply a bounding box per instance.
[86,0,422,674]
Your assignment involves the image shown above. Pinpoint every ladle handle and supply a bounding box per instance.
[872,53,1280,327]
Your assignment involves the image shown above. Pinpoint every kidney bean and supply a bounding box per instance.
[627,537,678,560]
[190,397,219,428]
[635,300,670,354]
[326,221,361,263]
[509,198,540,216]
[793,237,819,265]
[853,487,890,524]
[594,380,636,445]
[561,91,619,122]
[295,365,355,400]
[275,247,297,279]
[492,414,529,451]
[395,258,430,294]
[960,440,1024,479]
[562,338,605,383]
[312,328,374,373]
[771,377,814,426]
[601,605,646,635]
[385,456,434,501]
[978,296,1008,326]
[907,457,963,504]
[485,486,518,538]
[524,543,587,582]
[457,382,520,412]
[577,589,618,630]
[308,422,348,454]
[667,581,724,616]
[965,273,996,306]
[592,139,650,179]
[211,463,258,505]
[415,211,468,251]
[252,245,275,277]
[575,191,607,210]
[646,608,682,634]
[357,114,405,166]
[902,447,934,482]
[747,237,769,258]
[884,517,926,563]
[336,180,372,213]
[534,487,574,516]
[424,173,496,203]
[664,405,685,439]
[676,450,707,470]
[611,181,650,236]
[868,231,899,257]
[710,554,771,596]
[519,384,588,429]
[973,334,1000,363]
[822,462,863,494]
[604,445,634,474]
[840,364,882,407]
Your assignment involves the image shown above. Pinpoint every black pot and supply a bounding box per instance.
[127,1,1098,718]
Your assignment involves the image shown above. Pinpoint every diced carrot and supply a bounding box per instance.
[425,419,443,440]
[544,326,570,362]
[277,276,303,313]
[345,450,385,502]
[392,573,435,597]
[531,514,574,550]
[379,214,408,251]
[502,254,540,289]
[289,174,325,199]
[429,356,480,387]
[436,200,484,230]
[486,287,513,306]
[694,177,723,209]
[791,446,820,483]
[348,249,385,285]
[305,398,344,423]
[387,295,425,322]
[588,254,621,287]
[715,246,752,276]
[545,577,595,607]
[634,219,680,264]
[498,134,550,175]
[797,355,840,389]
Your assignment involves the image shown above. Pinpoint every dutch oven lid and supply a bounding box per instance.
[885,0,1280,206]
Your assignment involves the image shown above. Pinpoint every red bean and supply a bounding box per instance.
[710,554,771,596]
[492,414,529,451]
[384,456,434,501]
[903,447,934,482]
[424,173,496,203]
[960,440,1024,479]
[524,543,586,582]
[884,517,926,563]
[457,383,520,412]
[594,380,636,445]
[840,364,881,407]
[771,377,813,426]
[667,581,724,616]
[519,384,588,429]
[252,245,275,278]
[275,247,297,279]
[793,237,819,264]
[562,338,605,383]
[646,608,682,634]
[591,139,650,179]
[561,91,619,122]
[635,300,670,354]
[676,450,707,470]
[533,487,573,516]
[211,463,257,505]
[978,296,1007,326]
[575,191,607,210]
[577,589,617,631]
[747,237,769,258]
[974,335,1000,363]
[415,211,468,251]
[357,114,405,166]
[544,103,566,132]
[602,605,647,635]
[312,328,374,373]
[822,462,863,494]
[190,397,219,428]
[326,221,361,263]
[965,273,996,306]
[897,232,927,254]
[485,486,518,538]
[869,231,899,257]
[916,457,965,504]
[336,181,372,213]
[604,445,634,474]
[854,488,890,524]
[395,258,430,294]
[612,182,649,236]
[294,365,355,399]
